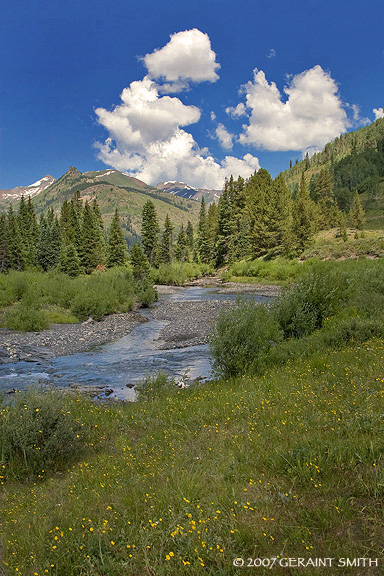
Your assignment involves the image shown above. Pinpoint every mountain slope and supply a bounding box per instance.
[282,118,384,193]
[31,167,200,236]
[0,175,55,203]
[156,181,221,202]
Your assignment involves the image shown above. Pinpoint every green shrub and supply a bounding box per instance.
[151,262,213,285]
[209,301,283,377]
[4,302,50,331]
[135,371,174,401]
[135,279,157,307]
[0,387,86,481]
[272,262,347,338]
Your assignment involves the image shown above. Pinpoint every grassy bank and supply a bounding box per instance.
[0,267,156,331]
[1,340,383,575]
[1,259,384,575]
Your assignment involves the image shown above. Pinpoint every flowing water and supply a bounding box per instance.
[0,287,270,400]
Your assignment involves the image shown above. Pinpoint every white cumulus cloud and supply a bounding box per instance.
[95,75,259,189]
[374,107,384,119]
[215,123,234,150]
[142,29,220,92]
[236,65,351,152]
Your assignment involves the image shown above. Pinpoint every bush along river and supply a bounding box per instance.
[0,283,278,401]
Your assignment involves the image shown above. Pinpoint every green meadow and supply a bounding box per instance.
[1,259,384,575]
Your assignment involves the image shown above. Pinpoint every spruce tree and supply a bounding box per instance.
[292,173,318,253]
[314,168,338,228]
[196,197,210,263]
[0,214,8,273]
[214,189,233,266]
[141,200,159,265]
[175,224,188,262]
[78,201,101,273]
[349,193,365,230]
[7,205,25,271]
[18,196,38,265]
[92,198,106,264]
[58,243,82,276]
[107,208,127,267]
[270,174,294,255]
[186,221,194,251]
[244,169,274,257]
[130,243,150,280]
[159,214,174,264]
[37,210,61,270]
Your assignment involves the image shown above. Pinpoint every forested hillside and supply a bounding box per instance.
[282,118,384,226]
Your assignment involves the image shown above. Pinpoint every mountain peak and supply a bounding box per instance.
[65,166,81,177]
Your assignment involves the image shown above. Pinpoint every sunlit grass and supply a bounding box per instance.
[1,340,384,575]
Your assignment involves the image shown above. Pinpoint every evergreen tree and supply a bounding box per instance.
[314,168,339,228]
[196,197,210,263]
[159,214,174,264]
[7,205,25,271]
[92,198,106,263]
[107,208,127,267]
[0,214,8,273]
[129,243,150,280]
[214,189,233,266]
[186,221,194,251]
[78,201,101,273]
[37,210,61,270]
[17,196,38,265]
[270,174,294,254]
[174,224,188,262]
[206,202,219,256]
[292,173,319,253]
[58,243,82,276]
[349,193,365,230]
[141,200,159,265]
[244,169,274,257]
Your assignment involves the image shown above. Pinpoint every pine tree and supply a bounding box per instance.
[214,189,233,266]
[349,193,365,230]
[17,196,38,265]
[174,224,188,262]
[270,174,294,254]
[159,214,174,264]
[292,173,318,253]
[206,202,219,256]
[314,168,339,228]
[37,210,61,270]
[58,243,82,276]
[7,205,25,271]
[107,208,127,267]
[0,214,8,273]
[196,197,210,263]
[186,221,194,251]
[129,243,150,280]
[141,200,159,265]
[78,201,101,273]
[92,198,106,264]
[244,169,274,257]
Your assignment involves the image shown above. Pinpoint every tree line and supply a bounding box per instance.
[140,168,366,269]
[0,192,128,275]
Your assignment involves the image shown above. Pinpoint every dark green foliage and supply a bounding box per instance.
[210,300,283,377]
[129,243,150,281]
[272,263,346,338]
[79,201,102,273]
[58,243,82,277]
[107,208,127,267]
[4,300,50,331]
[7,206,25,271]
[37,211,61,271]
[292,173,318,252]
[0,213,8,273]
[211,260,384,378]
[141,200,159,265]
[159,214,174,264]
[349,193,365,229]
[196,197,211,263]
[186,220,194,251]
[0,387,86,481]
[174,224,189,261]
[214,188,232,266]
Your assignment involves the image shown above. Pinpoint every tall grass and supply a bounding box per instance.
[0,267,156,329]
[151,262,214,285]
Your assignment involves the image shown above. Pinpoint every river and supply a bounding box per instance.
[0,287,271,400]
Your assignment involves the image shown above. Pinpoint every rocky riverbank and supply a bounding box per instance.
[0,311,146,365]
[0,282,280,365]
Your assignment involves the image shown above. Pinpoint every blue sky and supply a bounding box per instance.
[1,0,383,189]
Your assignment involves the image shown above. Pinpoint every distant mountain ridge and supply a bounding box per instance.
[156,181,221,202]
[0,167,200,243]
[0,175,55,203]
